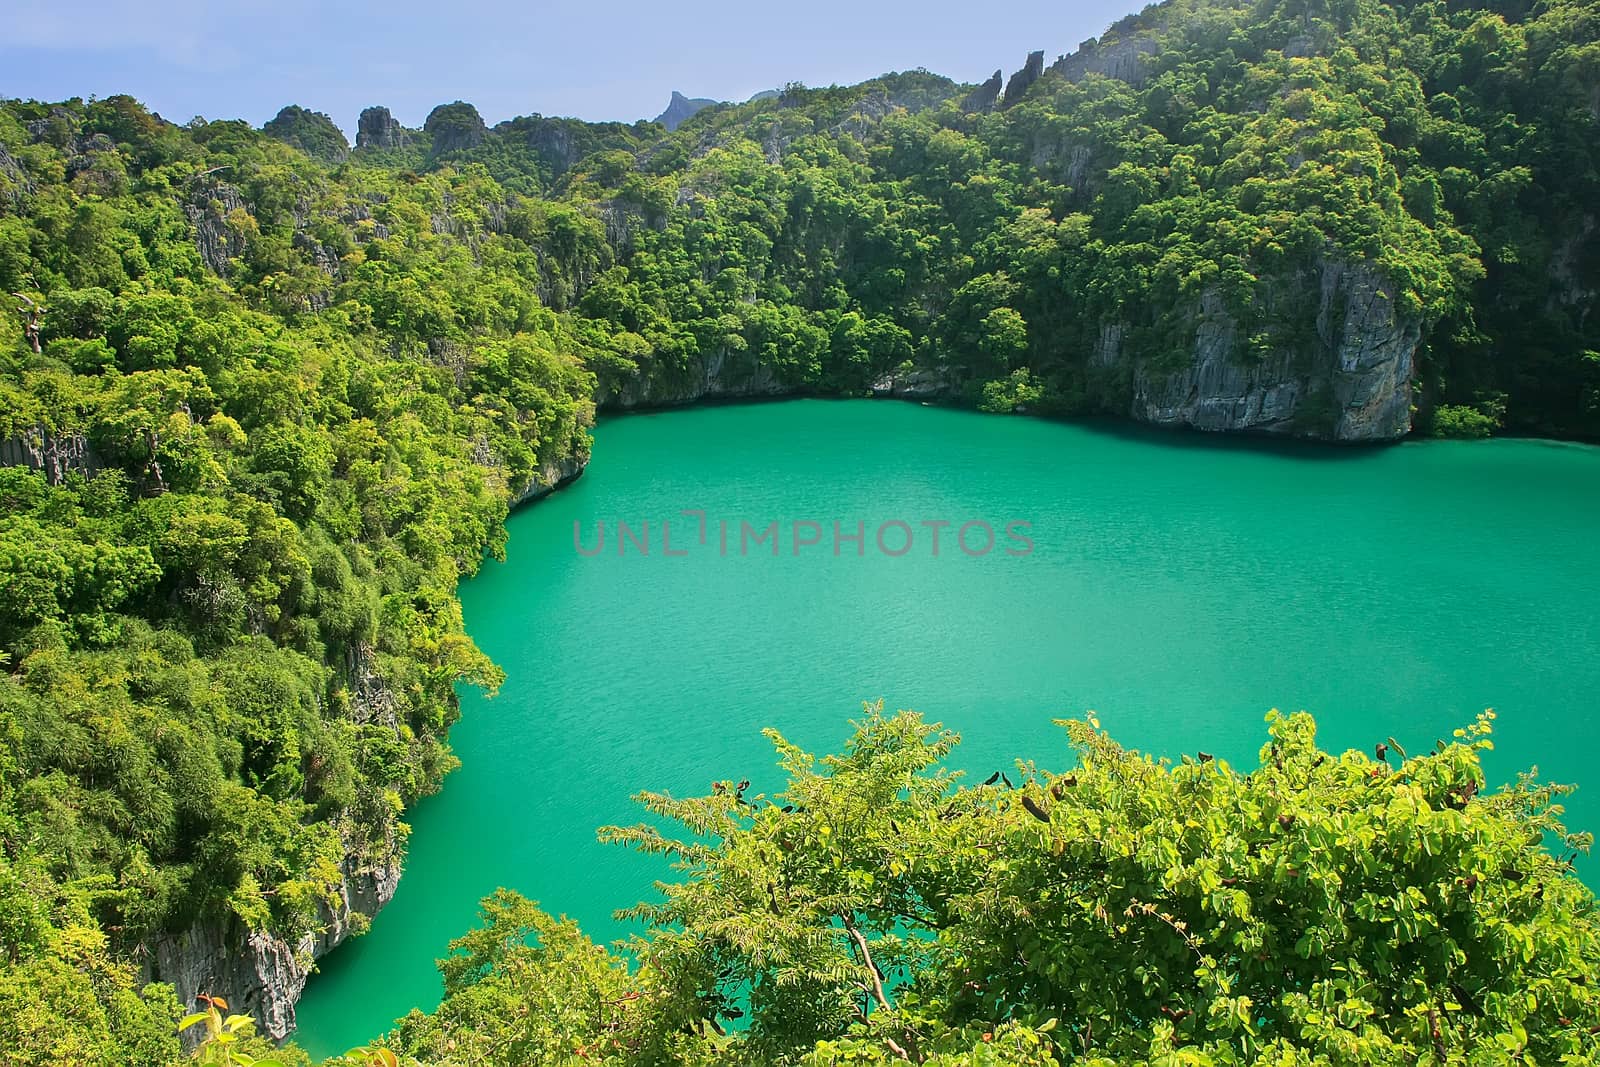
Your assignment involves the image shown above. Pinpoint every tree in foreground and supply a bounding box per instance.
[371,706,1598,1065]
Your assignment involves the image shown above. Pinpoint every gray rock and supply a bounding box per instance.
[0,427,100,483]
[871,367,953,399]
[1551,215,1597,308]
[654,91,718,131]
[1049,33,1161,86]
[292,231,340,277]
[962,71,1003,113]
[1123,256,1418,440]
[1001,51,1046,109]
[423,101,487,156]
[0,140,33,206]
[510,450,590,507]
[355,106,413,151]
[1282,34,1318,58]
[526,121,579,175]
[149,832,402,1046]
[261,105,350,164]
[184,180,250,277]
[596,346,794,409]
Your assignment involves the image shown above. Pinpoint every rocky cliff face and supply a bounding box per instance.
[261,105,350,164]
[148,423,588,1043]
[1102,256,1418,439]
[1002,51,1047,108]
[597,252,1416,440]
[596,347,794,409]
[510,448,591,507]
[149,834,402,1046]
[185,179,250,276]
[1,427,100,483]
[870,367,953,400]
[424,101,487,156]
[0,140,35,207]
[1050,33,1162,86]
[962,71,1004,113]
[355,106,413,151]
[654,91,718,131]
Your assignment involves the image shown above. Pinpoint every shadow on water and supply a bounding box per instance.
[598,394,1398,463]
[1046,412,1398,462]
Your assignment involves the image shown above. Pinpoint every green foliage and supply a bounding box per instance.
[0,0,1597,1054]
[978,367,1044,414]
[0,849,181,1066]
[182,994,288,1067]
[261,107,349,165]
[377,706,1600,1065]
[0,92,596,1033]
[1428,402,1502,438]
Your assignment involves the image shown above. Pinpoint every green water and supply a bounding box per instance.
[294,400,1600,1056]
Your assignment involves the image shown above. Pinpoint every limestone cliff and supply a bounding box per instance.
[0,426,100,483]
[962,71,1004,113]
[1002,51,1046,108]
[1100,256,1418,440]
[149,832,401,1046]
[654,91,718,131]
[261,105,350,164]
[423,101,487,156]
[596,346,795,409]
[185,178,250,277]
[510,448,591,507]
[355,106,414,151]
[1049,32,1162,86]
[601,255,1417,441]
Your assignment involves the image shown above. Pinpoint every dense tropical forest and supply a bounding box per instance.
[0,0,1597,1059]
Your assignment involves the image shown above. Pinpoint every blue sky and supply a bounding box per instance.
[2,0,1139,134]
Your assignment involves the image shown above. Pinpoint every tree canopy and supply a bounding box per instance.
[375,707,1599,1066]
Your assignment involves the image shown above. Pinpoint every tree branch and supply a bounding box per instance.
[844,921,918,1062]
[845,922,890,1015]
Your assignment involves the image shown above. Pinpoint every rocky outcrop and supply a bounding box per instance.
[1001,51,1046,108]
[871,367,953,400]
[510,449,591,507]
[832,90,902,140]
[262,106,350,164]
[0,140,32,206]
[1111,256,1418,440]
[1050,33,1161,86]
[654,91,718,131]
[1,427,100,483]
[424,102,487,156]
[962,71,1004,113]
[355,106,413,151]
[292,231,341,279]
[149,835,402,1046]
[597,347,794,409]
[185,179,250,276]
[592,256,1417,441]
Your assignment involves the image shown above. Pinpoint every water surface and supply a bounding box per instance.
[296,401,1600,1056]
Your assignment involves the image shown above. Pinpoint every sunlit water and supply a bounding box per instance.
[295,400,1600,1056]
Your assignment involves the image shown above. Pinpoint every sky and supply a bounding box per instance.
[2,0,1139,135]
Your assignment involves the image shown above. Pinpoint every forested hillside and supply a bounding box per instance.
[0,0,1597,1061]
